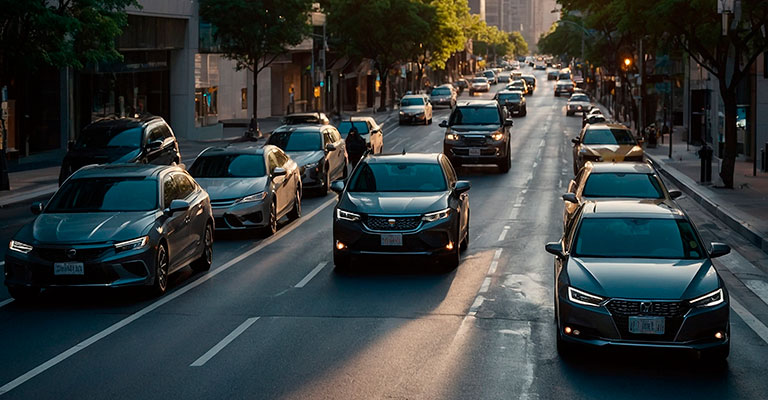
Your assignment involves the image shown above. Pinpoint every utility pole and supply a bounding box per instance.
[0,85,9,191]
[638,38,644,140]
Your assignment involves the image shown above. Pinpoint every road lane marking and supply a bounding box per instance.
[190,317,260,367]
[494,248,502,260]
[498,226,510,241]
[468,295,485,316]
[488,261,499,275]
[744,280,768,308]
[479,277,492,293]
[0,299,13,309]
[0,197,337,395]
[294,262,328,288]
[730,296,768,345]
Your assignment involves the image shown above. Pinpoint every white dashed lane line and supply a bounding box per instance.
[190,317,261,367]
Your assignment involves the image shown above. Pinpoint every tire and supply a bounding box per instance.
[263,200,278,236]
[333,252,351,273]
[428,117,432,124]
[151,243,169,296]
[191,223,213,272]
[288,186,302,221]
[522,108,527,117]
[8,286,40,302]
[498,146,511,173]
[567,111,573,116]
[320,166,330,195]
[700,342,730,362]
[439,226,461,271]
[469,90,474,96]
[460,214,469,252]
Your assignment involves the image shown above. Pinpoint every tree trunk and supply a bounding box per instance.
[378,68,388,112]
[252,64,259,120]
[719,86,738,188]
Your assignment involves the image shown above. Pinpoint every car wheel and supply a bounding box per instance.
[567,111,573,116]
[700,342,730,362]
[498,146,511,173]
[428,117,432,124]
[460,213,469,252]
[8,286,40,302]
[288,186,302,221]
[333,251,351,273]
[151,243,169,296]
[191,223,213,272]
[522,108,527,116]
[320,166,330,195]
[263,200,278,236]
[439,226,461,271]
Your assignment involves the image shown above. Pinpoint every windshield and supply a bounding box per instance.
[570,95,589,102]
[431,88,451,96]
[583,173,664,199]
[47,177,157,212]
[483,71,495,78]
[268,130,322,152]
[498,93,522,102]
[189,154,266,178]
[348,162,447,192]
[472,78,487,83]
[283,115,322,124]
[75,126,142,149]
[338,121,370,138]
[559,73,571,80]
[583,129,637,145]
[449,107,500,125]
[573,218,705,259]
[401,97,425,107]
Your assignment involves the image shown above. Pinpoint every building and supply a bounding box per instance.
[468,0,486,21]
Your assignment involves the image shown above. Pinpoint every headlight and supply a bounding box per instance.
[305,161,320,170]
[399,111,404,115]
[689,288,724,307]
[9,240,33,254]
[423,208,451,222]
[240,191,267,203]
[114,236,149,252]
[445,133,459,141]
[336,209,361,222]
[567,286,605,307]
[491,132,504,141]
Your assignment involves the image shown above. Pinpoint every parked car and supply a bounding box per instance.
[441,100,514,173]
[554,81,575,97]
[281,112,331,125]
[267,124,347,194]
[399,94,433,125]
[469,77,491,96]
[59,115,181,185]
[430,85,458,108]
[5,164,213,300]
[571,123,644,174]
[331,153,470,272]
[494,90,527,117]
[337,117,384,154]
[566,93,593,116]
[189,145,301,234]
[546,200,731,360]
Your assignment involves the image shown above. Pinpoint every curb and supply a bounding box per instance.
[647,153,768,255]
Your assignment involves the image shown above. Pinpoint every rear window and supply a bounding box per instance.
[497,93,522,102]
[401,97,425,106]
[338,121,370,137]
[267,130,323,151]
[76,126,142,149]
[449,106,500,125]
[348,162,447,192]
[570,95,589,102]
[483,71,495,77]
[431,88,451,95]
[189,154,266,178]
[559,73,571,80]
[582,173,664,199]
[472,78,487,83]
[573,218,705,259]
[583,129,636,145]
[47,177,157,212]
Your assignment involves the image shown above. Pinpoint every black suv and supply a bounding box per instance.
[59,116,181,185]
[440,100,514,173]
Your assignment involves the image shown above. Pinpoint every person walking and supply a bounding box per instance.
[345,125,367,168]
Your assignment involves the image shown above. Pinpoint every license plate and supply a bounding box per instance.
[54,262,84,276]
[469,148,481,156]
[380,233,403,246]
[628,316,665,335]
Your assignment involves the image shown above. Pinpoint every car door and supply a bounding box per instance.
[369,120,382,154]
[442,157,468,235]
[326,128,345,179]
[274,149,297,207]
[267,150,289,214]
[161,174,188,269]
[174,173,205,264]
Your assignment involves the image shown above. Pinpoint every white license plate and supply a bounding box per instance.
[380,233,403,246]
[628,316,665,335]
[469,148,481,156]
[54,262,84,276]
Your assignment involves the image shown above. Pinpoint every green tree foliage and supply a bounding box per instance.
[508,31,528,57]
[200,0,313,118]
[462,14,515,63]
[421,0,467,70]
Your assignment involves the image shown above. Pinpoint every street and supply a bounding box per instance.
[2,67,768,399]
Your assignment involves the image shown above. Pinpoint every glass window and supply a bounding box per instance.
[76,126,142,149]
[449,106,501,125]
[497,93,522,103]
[47,177,158,212]
[570,95,589,102]
[189,154,267,178]
[582,128,637,145]
[348,162,447,192]
[163,175,178,209]
[431,88,452,95]
[573,218,705,259]
[267,151,279,173]
[401,97,425,107]
[267,130,323,151]
[175,174,195,198]
[147,126,164,143]
[471,78,487,83]
[582,173,664,198]
[338,121,370,137]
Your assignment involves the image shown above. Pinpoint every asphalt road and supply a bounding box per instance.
[2,67,768,399]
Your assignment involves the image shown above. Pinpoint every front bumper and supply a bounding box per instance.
[444,138,508,165]
[470,86,489,92]
[4,244,156,288]
[504,104,524,114]
[400,113,427,123]
[211,198,270,230]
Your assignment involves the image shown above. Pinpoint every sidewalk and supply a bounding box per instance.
[0,110,399,208]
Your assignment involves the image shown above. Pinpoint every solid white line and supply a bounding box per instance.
[0,197,337,395]
[744,280,768,306]
[479,277,492,293]
[493,248,502,260]
[294,262,328,288]
[498,226,509,242]
[0,298,13,308]
[190,317,260,367]
[488,261,499,275]
[468,295,485,316]
[730,297,768,345]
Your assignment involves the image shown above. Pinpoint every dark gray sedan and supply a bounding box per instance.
[189,145,301,234]
[5,164,213,300]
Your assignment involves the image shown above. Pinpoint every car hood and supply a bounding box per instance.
[286,151,324,167]
[28,211,157,244]
[195,177,268,201]
[450,125,501,134]
[65,147,141,166]
[568,101,590,107]
[581,144,643,161]
[567,257,720,300]
[401,106,426,114]
[342,191,450,215]
[431,95,451,101]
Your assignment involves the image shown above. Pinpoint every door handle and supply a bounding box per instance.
[184,216,191,224]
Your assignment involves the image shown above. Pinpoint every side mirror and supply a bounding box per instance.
[325,143,337,152]
[30,202,44,215]
[166,199,190,215]
[669,190,683,200]
[67,141,75,151]
[504,118,514,127]
[709,242,731,258]
[272,167,287,177]
[571,138,580,144]
[562,193,578,204]
[454,180,471,194]
[330,180,345,194]
[545,242,566,259]
[439,120,449,128]
[146,140,163,151]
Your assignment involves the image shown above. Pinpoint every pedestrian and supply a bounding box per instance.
[345,125,367,168]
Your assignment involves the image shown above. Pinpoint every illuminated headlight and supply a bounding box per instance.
[567,287,605,307]
[491,132,504,141]
[336,209,361,222]
[689,288,724,307]
[114,236,149,252]
[305,161,320,170]
[9,240,33,254]
[240,191,267,203]
[399,111,404,115]
[423,208,451,222]
[445,133,460,141]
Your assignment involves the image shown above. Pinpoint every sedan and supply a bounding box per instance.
[5,164,213,300]
[189,145,301,234]
[430,85,457,108]
[506,80,529,95]
[566,93,593,116]
[338,117,384,154]
[469,77,491,96]
[572,123,644,174]
[546,200,731,360]
[494,90,527,117]
[331,153,470,272]
[399,94,433,125]
[555,81,575,97]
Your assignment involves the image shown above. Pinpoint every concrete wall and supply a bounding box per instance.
[756,54,768,166]
[217,58,249,121]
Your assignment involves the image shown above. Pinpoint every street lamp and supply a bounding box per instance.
[623,57,632,68]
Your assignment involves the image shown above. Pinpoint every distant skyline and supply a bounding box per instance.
[468,0,558,52]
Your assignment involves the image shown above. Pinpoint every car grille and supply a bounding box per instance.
[606,299,690,341]
[211,198,239,208]
[452,148,497,156]
[35,246,111,262]
[462,136,488,146]
[364,216,422,231]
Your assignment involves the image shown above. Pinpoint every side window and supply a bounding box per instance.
[564,208,583,250]
[163,175,178,209]
[175,174,195,198]
[441,157,457,185]
[157,124,173,140]
[267,151,279,173]
[146,125,165,144]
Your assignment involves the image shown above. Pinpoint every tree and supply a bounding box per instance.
[200,0,313,120]
[326,0,431,111]
[508,31,529,57]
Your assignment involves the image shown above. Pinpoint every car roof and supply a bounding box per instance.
[205,144,268,155]
[497,90,523,95]
[344,116,374,123]
[456,100,498,107]
[84,115,160,131]
[585,122,632,131]
[273,124,326,133]
[364,153,441,164]
[584,161,655,174]
[402,94,427,99]
[71,163,173,179]
[581,200,684,219]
